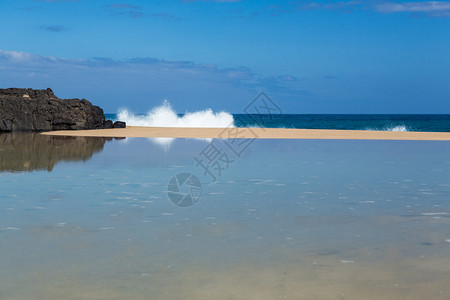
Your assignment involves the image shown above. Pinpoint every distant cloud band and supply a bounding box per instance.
[0,49,299,94]
[375,1,450,14]
[105,3,144,18]
[40,25,68,32]
[300,1,450,17]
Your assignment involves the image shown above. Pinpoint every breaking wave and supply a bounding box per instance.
[117,100,234,128]
[365,125,409,132]
[386,125,408,132]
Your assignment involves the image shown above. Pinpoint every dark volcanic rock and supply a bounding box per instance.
[103,120,113,129]
[113,121,126,128]
[0,88,105,131]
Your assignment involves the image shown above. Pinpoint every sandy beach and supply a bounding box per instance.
[41,126,450,140]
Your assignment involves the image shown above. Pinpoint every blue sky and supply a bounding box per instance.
[0,0,449,113]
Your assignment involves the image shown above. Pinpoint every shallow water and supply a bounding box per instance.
[1,133,449,299]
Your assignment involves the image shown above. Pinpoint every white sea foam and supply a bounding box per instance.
[340,260,354,263]
[365,125,409,132]
[421,212,448,216]
[387,125,408,132]
[1,227,20,230]
[118,100,234,128]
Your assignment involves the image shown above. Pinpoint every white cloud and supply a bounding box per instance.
[298,1,450,17]
[0,49,77,65]
[0,50,35,62]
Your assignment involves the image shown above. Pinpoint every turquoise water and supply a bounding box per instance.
[1,133,450,299]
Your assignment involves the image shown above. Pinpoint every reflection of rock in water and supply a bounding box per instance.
[0,132,117,172]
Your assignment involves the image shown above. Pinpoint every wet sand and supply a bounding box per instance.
[41,126,450,140]
[5,255,449,300]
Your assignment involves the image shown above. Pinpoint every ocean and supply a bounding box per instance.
[106,112,450,132]
[1,112,450,299]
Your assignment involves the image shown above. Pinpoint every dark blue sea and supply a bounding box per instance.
[106,113,450,132]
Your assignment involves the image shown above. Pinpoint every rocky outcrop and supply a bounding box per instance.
[113,121,126,128]
[103,120,127,129]
[0,88,109,131]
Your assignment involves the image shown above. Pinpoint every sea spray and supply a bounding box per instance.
[386,125,408,132]
[118,100,234,128]
[365,125,409,132]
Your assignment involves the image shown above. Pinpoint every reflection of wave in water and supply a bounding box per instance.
[118,100,234,128]
[0,133,118,172]
[148,137,211,151]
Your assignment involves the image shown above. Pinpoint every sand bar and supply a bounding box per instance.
[40,126,450,140]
